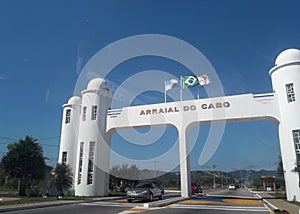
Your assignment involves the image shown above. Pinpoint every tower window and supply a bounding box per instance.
[82,106,87,121]
[293,130,300,154]
[87,142,95,185]
[65,109,71,124]
[77,142,84,185]
[91,105,98,120]
[286,83,296,103]
[61,151,67,165]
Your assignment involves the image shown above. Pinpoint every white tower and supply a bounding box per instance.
[270,48,300,201]
[58,96,81,174]
[74,78,113,196]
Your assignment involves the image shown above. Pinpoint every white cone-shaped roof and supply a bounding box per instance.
[275,48,300,66]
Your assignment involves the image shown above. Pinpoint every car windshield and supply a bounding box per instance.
[134,182,152,188]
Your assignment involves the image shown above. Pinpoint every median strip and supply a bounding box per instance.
[142,197,186,208]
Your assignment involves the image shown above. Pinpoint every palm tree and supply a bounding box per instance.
[0,135,46,196]
[51,163,73,198]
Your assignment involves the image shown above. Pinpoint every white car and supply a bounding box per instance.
[228,184,236,190]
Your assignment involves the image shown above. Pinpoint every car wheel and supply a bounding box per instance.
[149,193,153,202]
[127,199,132,203]
[159,192,164,200]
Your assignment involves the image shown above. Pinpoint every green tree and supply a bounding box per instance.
[110,164,141,180]
[277,156,284,176]
[253,179,262,190]
[51,163,73,198]
[0,135,46,196]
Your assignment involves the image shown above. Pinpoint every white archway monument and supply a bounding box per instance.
[58,47,300,201]
[107,93,279,197]
[106,49,300,201]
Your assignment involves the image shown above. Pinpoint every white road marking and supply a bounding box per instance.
[80,201,164,213]
[118,207,163,214]
[79,194,271,213]
[80,201,136,208]
[263,203,272,212]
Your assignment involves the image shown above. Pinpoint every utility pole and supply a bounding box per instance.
[220,171,224,188]
[212,164,217,188]
[154,161,158,179]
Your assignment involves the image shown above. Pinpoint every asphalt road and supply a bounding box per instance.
[1,203,130,214]
[155,188,271,214]
[1,188,271,214]
[203,187,258,198]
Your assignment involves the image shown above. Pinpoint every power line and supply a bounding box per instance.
[0,141,59,148]
[0,142,10,145]
[39,143,59,148]
[0,136,18,141]
[38,136,61,141]
[0,135,61,142]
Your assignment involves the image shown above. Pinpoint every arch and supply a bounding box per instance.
[105,92,280,197]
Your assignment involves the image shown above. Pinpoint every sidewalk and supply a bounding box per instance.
[257,192,300,214]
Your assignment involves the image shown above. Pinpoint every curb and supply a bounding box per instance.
[255,193,290,214]
[246,188,291,213]
[0,200,82,213]
[255,194,279,210]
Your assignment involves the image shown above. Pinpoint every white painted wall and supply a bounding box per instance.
[74,78,113,196]
[270,48,300,201]
[58,96,81,185]
[107,94,280,132]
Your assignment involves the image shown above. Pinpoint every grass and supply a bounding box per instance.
[0,186,17,192]
[0,197,57,206]
[0,196,98,206]
[270,191,286,199]
[0,193,125,207]
[291,201,300,206]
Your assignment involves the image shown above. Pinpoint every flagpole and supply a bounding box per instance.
[197,85,200,99]
[180,76,183,101]
[164,80,167,103]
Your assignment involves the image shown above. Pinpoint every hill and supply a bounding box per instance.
[228,169,283,181]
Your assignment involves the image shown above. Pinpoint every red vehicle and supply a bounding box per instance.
[191,182,202,193]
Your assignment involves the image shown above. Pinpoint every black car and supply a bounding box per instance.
[126,180,164,202]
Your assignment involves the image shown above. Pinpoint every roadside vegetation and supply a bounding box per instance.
[0,136,294,207]
[0,135,73,199]
[0,136,46,196]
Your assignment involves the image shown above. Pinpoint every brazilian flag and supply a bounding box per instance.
[183,75,199,88]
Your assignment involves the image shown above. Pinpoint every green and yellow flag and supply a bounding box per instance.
[182,75,199,88]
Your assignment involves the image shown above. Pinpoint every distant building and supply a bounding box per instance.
[260,176,276,191]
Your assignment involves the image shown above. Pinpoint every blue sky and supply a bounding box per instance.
[0,0,299,172]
